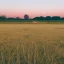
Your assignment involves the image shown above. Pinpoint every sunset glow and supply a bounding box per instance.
[0,0,64,18]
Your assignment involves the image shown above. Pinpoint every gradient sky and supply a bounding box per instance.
[0,0,64,18]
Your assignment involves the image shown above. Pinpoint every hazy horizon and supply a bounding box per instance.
[0,0,64,18]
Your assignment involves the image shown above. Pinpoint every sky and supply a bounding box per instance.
[0,0,64,18]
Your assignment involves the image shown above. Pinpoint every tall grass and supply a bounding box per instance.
[0,24,64,64]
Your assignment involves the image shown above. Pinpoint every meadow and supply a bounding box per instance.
[0,23,64,64]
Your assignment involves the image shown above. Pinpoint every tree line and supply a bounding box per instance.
[0,14,64,21]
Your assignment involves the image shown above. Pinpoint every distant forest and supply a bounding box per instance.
[0,14,64,22]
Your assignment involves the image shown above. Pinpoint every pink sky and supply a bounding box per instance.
[0,10,64,18]
[0,0,64,18]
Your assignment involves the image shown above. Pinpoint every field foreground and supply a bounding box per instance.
[0,24,64,64]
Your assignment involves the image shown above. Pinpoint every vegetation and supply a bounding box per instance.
[24,14,29,20]
[0,24,64,64]
[0,15,64,23]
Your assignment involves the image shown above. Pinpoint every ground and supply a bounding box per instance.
[0,24,64,64]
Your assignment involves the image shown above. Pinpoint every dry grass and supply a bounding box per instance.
[0,24,64,64]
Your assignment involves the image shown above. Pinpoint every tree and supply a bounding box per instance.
[51,16,60,20]
[15,17,22,20]
[45,16,51,20]
[33,16,45,20]
[0,16,6,20]
[61,17,64,20]
[24,14,29,20]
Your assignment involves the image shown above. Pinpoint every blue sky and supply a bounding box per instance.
[0,0,64,18]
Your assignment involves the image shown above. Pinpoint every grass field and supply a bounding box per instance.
[0,24,64,64]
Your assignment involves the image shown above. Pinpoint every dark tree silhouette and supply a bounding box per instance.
[33,17,40,20]
[15,17,22,20]
[0,16,6,20]
[61,17,64,20]
[7,17,16,20]
[39,16,45,20]
[24,14,29,20]
[51,16,60,20]
[33,16,45,20]
[16,17,20,19]
[33,16,62,21]
[0,15,64,22]
[45,16,51,20]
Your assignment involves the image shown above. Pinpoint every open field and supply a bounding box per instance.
[0,24,64,64]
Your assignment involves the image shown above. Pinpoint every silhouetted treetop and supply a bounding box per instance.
[0,15,64,21]
[51,16,60,20]
[24,14,29,20]
[0,16,6,20]
[45,16,51,20]
[33,16,45,20]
